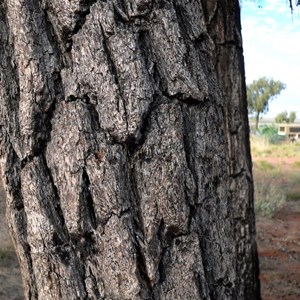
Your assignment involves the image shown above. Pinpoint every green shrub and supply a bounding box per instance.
[254,179,286,217]
[256,124,278,137]
[254,124,286,145]
[269,134,286,144]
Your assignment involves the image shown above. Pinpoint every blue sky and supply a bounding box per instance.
[241,0,300,118]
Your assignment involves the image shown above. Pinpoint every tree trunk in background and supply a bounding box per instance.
[0,0,260,299]
[255,113,260,130]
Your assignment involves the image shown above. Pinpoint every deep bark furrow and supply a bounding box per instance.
[82,169,97,230]
[42,154,69,237]
[66,0,98,51]
[133,235,155,298]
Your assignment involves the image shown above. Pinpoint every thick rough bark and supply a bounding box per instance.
[0,0,260,299]
[202,1,261,299]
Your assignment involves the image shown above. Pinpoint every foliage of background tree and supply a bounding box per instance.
[275,111,297,123]
[247,77,286,129]
[289,111,297,123]
[275,111,288,123]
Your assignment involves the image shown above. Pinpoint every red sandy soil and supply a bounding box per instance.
[254,155,300,299]
[257,201,300,300]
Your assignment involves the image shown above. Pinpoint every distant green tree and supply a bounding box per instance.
[275,111,288,123]
[289,111,297,123]
[247,77,286,129]
[275,111,297,123]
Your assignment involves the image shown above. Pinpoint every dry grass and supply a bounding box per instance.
[253,136,300,298]
[251,136,300,217]
[251,136,300,158]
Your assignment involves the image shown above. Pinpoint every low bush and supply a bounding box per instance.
[254,179,286,217]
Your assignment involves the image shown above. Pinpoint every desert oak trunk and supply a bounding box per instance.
[0,0,260,299]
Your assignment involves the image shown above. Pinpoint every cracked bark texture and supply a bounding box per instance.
[0,0,260,299]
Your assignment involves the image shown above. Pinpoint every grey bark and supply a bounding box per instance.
[0,0,260,299]
[202,1,260,298]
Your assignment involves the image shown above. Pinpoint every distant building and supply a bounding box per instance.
[278,124,300,141]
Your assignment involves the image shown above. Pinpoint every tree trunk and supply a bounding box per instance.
[255,113,260,130]
[203,1,260,298]
[0,0,260,299]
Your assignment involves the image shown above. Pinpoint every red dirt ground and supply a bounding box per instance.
[257,201,300,300]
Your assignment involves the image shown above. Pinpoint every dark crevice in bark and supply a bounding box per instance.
[19,92,57,166]
[229,168,246,179]
[15,223,39,299]
[137,29,163,95]
[193,270,207,300]
[85,96,103,150]
[65,0,98,51]
[85,267,101,299]
[99,25,120,88]
[99,24,129,132]
[81,168,97,230]
[44,94,58,139]
[137,29,153,79]
[41,154,69,239]
[126,94,162,154]
[20,154,35,170]
[24,243,39,300]
[155,219,167,286]
[51,71,64,98]
[128,163,145,237]
[99,209,132,231]
[152,61,162,92]
[181,105,199,200]
[71,231,97,262]
[42,9,65,69]
[172,0,190,41]
[76,262,90,300]
[1,137,24,212]
[167,93,202,106]
[51,232,72,266]
[127,157,154,296]
[193,32,214,57]
[107,93,163,152]
[66,94,90,104]
[196,224,216,299]
[133,233,154,299]
[112,1,130,23]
